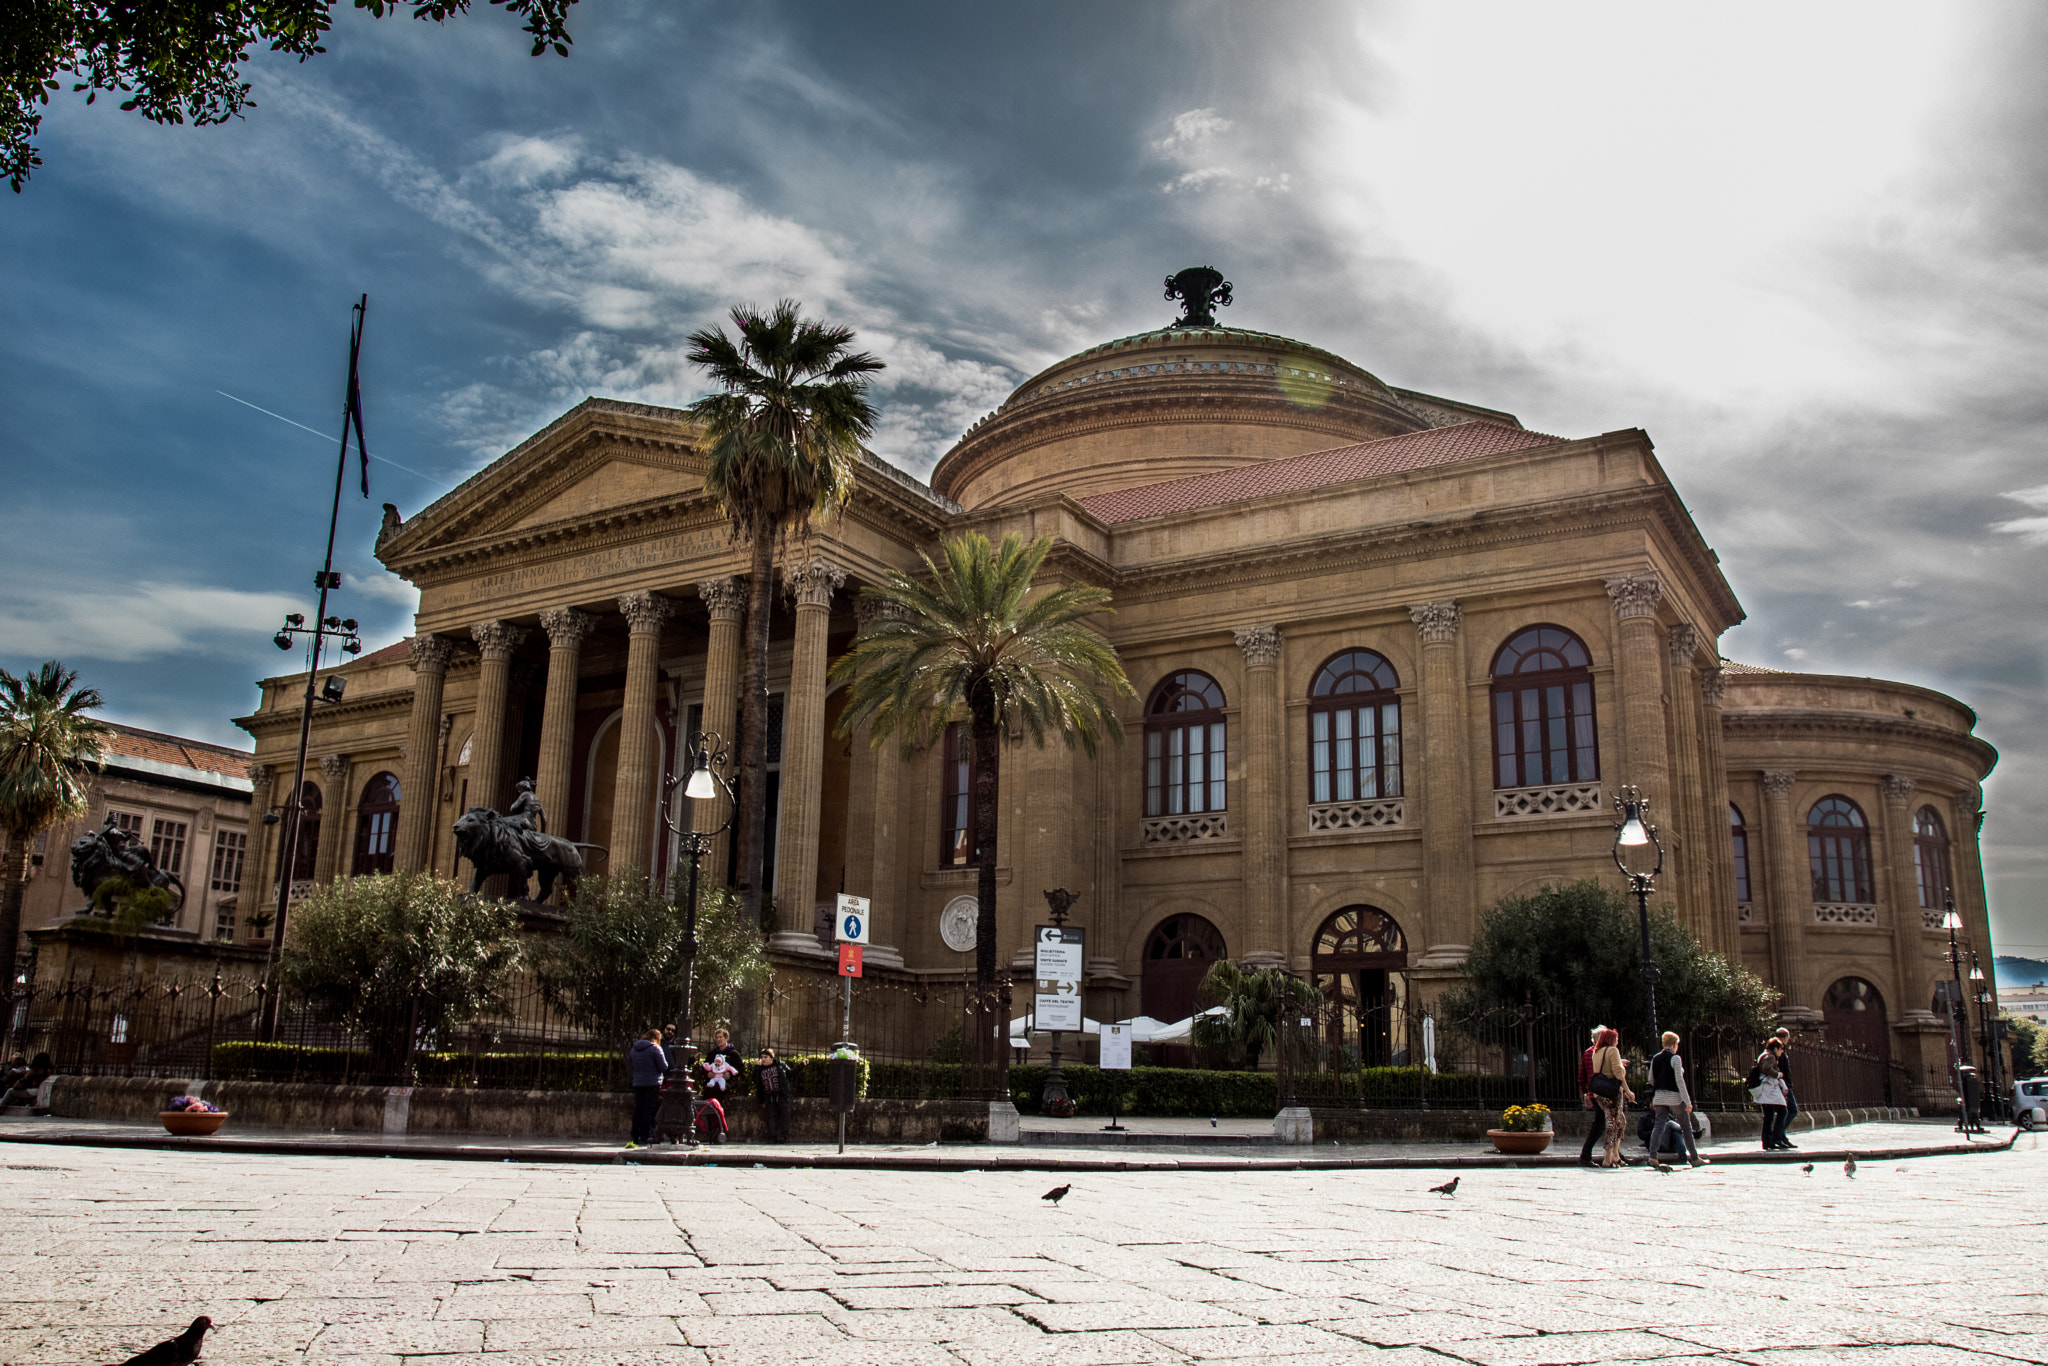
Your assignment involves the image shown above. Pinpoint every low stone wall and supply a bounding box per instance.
[45,1075,986,1145]
[1304,1104,1916,1145]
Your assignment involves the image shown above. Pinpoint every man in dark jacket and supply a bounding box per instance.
[627,1029,669,1147]
[754,1048,792,1143]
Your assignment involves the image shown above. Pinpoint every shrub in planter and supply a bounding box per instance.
[1008,1064,1276,1117]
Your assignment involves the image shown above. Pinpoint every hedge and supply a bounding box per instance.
[1008,1064,1278,1117]
[208,1042,620,1091]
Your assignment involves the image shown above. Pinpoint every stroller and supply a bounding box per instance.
[652,1080,729,1145]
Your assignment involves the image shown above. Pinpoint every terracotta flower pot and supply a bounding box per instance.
[1487,1128,1553,1155]
[160,1110,227,1136]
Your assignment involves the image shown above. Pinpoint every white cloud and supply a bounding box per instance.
[1992,483,2048,544]
[0,583,306,663]
[345,572,422,611]
[1156,108,1233,151]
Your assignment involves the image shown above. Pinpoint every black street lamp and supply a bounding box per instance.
[1612,786,1663,1053]
[1940,894,1976,1131]
[657,730,735,1148]
[1970,951,2002,1120]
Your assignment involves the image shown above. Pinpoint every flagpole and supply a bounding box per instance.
[262,294,369,1038]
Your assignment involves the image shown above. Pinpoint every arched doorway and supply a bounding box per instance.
[1311,906,1410,1067]
[1824,976,1890,1063]
[1142,913,1226,1026]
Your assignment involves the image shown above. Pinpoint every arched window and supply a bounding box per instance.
[1311,907,1410,1067]
[285,781,322,882]
[353,772,401,876]
[1145,671,1227,817]
[939,721,978,867]
[1913,805,1952,910]
[1807,795,1874,903]
[1490,625,1598,789]
[1141,913,1227,1024]
[1309,650,1402,803]
[1729,802,1752,903]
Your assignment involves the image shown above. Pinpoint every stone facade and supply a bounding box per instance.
[232,316,2000,1098]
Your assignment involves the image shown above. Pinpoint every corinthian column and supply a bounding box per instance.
[1409,601,1473,961]
[847,594,909,965]
[396,634,455,871]
[1879,774,1933,1015]
[696,578,747,887]
[1697,667,1739,954]
[244,763,276,918]
[467,621,527,820]
[774,561,845,947]
[1606,574,1671,822]
[1233,624,1286,968]
[535,608,594,853]
[613,592,673,879]
[1760,769,1817,1021]
[1663,623,1710,944]
[313,753,351,883]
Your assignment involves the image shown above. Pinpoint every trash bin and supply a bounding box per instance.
[828,1057,860,1113]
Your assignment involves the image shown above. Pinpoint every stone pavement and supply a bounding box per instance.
[0,1128,2038,1365]
[0,1112,2002,1172]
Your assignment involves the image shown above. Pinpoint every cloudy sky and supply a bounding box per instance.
[3,1,2044,956]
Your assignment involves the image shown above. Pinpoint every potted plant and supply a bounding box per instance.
[1488,1102,1553,1155]
[160,1094,227,1136]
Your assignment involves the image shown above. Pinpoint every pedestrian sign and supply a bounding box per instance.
[835,892,870,944]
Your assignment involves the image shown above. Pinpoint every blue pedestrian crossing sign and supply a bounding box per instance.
[835,893,871,944]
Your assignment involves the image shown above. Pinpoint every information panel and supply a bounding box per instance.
[1099,1022,1132,1070]
[1033,924,1085,1033]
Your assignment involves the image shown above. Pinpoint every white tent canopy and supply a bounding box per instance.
[1007,1008,1222,1049]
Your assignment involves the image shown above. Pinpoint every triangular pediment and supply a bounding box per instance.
[378,399,710,571]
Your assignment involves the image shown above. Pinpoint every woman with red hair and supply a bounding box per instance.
[1588,1027,1633,1168]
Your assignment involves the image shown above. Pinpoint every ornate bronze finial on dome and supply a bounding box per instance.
[1164,266,1232,328]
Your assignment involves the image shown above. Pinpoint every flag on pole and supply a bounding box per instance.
[348,296,370,497]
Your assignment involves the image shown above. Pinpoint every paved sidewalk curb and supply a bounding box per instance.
[0,1124,2014,1172]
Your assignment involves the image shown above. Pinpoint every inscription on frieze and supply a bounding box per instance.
[462,527,727,604]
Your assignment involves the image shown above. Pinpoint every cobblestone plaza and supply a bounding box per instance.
[3,1130,2041,1365]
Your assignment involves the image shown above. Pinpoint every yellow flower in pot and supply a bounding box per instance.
[1488,1103,1553,1155]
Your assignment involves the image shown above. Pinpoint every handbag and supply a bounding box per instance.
[1589,1072,1622,1100]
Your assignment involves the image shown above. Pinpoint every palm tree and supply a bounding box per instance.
[830,532,1135,982]
[687,301,882,929]
[1196,960,1320,1071]
[0,662,111,971]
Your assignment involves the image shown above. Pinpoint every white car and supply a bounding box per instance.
[2015,1077,2048,1130]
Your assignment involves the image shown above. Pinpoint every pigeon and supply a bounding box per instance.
[1042,1183,1071,1205]
[1844,1155,1857,1179]
[1428,1177,1459,1197]
[1801,1163,1814,1175]
[1209,1117,1218,1128]
[117,1316,210,1366]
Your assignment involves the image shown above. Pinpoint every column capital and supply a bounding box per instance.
[617,591,674,635]
[245,762,272,788]
[1761,769,1798,799]
[538,606,596,648]
[1605,571,1665,621]
[854,593,912,629]
[1881,773,1916,807]
[1233,623,1283,668]
[318,754,350,783]
[1407,600,1461,645]
[470,620,528,661]
[1665,622,1700,669]
[697,577,747,621]
[1699,667,1727,707]
[406,633,456,674]
[784,559,847,609]
[1952,789,1983,834]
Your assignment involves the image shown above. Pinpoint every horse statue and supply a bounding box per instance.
[69,814,184,916]
[451,806,592,902]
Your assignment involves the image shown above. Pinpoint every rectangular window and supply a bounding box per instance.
[1145,730,1164,816]
[108,810,145,840]
[1732,827,1751,902]
[1494,678,1598,789]
[149,819,188,877]
[213,904,236,942]
[940,722,976,866]
[209,829,246,893]
[1311,703,1404,805]
[1914,841,1950,909]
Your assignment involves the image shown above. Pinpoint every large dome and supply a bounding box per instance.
[930,323,1438,510]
